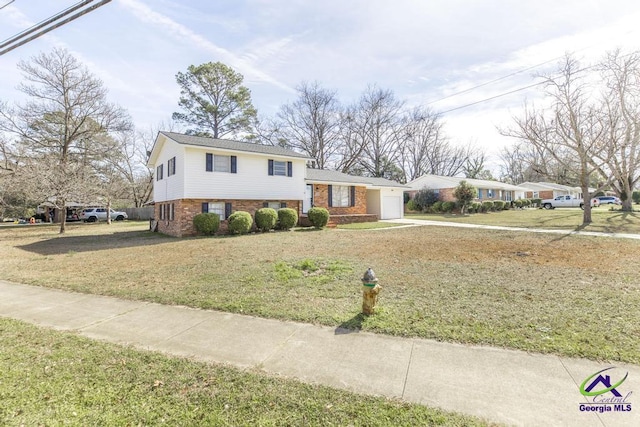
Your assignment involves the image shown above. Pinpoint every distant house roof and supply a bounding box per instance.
[519,181,578,192]
[148,131,313,166]
[305,168,408,188]
[407,174,526,192]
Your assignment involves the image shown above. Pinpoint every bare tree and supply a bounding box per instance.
[597,50,640,211]
[0,47,131,233]
[399,107,446,181]
[275,82,342,169]
[503,55,609,224]
[342,86,404,178]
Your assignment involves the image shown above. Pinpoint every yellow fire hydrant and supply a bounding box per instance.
[361,267,381,315]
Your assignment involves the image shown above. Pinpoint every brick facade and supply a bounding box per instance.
[525,190,553,199]
[311,184,367,215]
[155,198,301,237]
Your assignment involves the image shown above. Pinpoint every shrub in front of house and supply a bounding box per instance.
[228,211,253,234]
[413,187,440,211]
[255,208,277,232]
[473,201,483,213]
[193,213,220,235]
[481,200,494,212]
[278,208,298,230]
[406,199,419,212]
[493,200,505,211]
[514,199,524,209]
[531,198,541,208]
[431,201,443,213]
[307,207,329,229]
[503,201,511,210]
[442,201,456,213]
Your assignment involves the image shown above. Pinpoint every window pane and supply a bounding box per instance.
[331,186,350,207]
[214,155,230,172]
[273,161,286,176]
[267,202,280,210]
[208,202,226,220]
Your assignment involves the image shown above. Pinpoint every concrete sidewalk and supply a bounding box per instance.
[382,218,640,240]
[1,280,638,427]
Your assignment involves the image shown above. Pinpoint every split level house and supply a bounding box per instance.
[406,174,527,203]
[147,132,406,237]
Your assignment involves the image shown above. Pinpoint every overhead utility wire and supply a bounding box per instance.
[0,0,15,11]
[426,56,563,106]
[0,0,111,56]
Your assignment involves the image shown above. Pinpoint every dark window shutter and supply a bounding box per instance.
[268,159,274,175]
[202,203,208,213]
[206,153,213,171]
[225,202,232,219]
[350,186,356,207]
[328,185,333,208]
[231,156,237,173]
[263,202,268,208]
[280,202,287,208]
[287,161,293,177]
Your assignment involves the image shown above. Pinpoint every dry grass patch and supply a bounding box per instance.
[408,208,640,234]
[1,221,639,363]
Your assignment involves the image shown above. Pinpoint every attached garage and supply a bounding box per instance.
[382,195,402,219]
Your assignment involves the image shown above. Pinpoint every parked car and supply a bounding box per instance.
[541,195,599,209]
[81,208,128,222]
[595,196,622,205]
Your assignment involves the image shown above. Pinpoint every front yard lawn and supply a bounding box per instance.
[0,318,486,426]
[407,207,640,234]
[1,218,639,364]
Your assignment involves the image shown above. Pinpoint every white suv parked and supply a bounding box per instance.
[81,208,128,222]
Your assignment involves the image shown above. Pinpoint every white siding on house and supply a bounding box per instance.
[184,146,306,200]
[153,138,184,203]
[366,190,381,217]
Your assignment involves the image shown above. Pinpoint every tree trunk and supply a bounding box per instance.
[620,179,634,212]
[106,200,112,225]
[58,205,66,234]
[582,185,592,224]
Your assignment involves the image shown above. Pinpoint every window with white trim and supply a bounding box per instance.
[156,164,163,181]
[487,189,494,198]
[273,160,286,176]
[206,153,234,173]
[332,185,351,207]
[167,157,176,176]
[207,202,226,220]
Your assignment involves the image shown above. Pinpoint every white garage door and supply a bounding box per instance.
[382,196,402,219]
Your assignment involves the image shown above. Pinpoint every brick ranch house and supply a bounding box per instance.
[148,132,406,236]
[406,174,528,203]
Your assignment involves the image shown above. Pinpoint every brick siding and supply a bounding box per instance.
[155,199,301,237]
[311,184,367,215]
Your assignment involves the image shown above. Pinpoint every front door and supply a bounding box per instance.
[303,184,313,213]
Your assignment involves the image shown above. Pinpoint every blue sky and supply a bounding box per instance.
[2,0,640,170]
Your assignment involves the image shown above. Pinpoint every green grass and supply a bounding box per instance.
[0,318,490,426]
[337,222,406,230]
[1,218,639,364]
[406,207,640,234]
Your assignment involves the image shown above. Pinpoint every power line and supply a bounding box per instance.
[0,0,15,11]
[0,0,111,56]
[439,81,544,114]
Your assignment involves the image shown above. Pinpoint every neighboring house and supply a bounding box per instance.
[406,174,526,203]
[148,132,406,236]
[304,168,407,224]
[519,182,582,200]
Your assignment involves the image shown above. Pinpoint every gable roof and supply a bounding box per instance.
[305,168,408,188]
[407,174,526,192]
[148,131,313,166]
